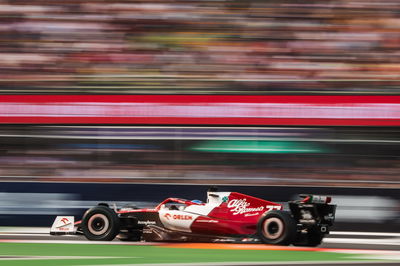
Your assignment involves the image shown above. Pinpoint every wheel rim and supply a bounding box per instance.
[262,217,284,240]
[88,214,110,235]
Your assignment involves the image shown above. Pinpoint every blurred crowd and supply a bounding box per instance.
[0,126,399,188]
[1,0,400,94]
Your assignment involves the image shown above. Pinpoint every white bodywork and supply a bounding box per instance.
[158,192,231,232]
[50,216,75,234]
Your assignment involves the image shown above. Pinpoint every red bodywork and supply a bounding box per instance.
[75,192,283,238]
[80,192,282,237]
[62,191,336,244]
[190,192,282,235]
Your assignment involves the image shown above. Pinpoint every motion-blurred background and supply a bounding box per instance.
[0,0,399,232]
[1,0,400,94]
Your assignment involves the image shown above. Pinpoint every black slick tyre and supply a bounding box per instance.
[81,206,120,241]
[293,230,324,247]
[303,229,324,247]
[257,210,297,245]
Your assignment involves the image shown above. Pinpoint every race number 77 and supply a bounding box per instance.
[266,205,282,212]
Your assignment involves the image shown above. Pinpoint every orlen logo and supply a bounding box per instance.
[227,199,264,215]
[164,213,193,220]
[164,213,172,220]
[172,214,192,220]
[61,217,70,224]
[56,217,72,228]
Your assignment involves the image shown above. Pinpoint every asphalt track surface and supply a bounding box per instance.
[1,230,400,266]
[1,231,400,250]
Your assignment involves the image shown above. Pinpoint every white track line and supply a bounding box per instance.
[2,228,399,236]
[0,256,136,261]
[0,234,51,237]
[0,227,49,234]
[2,229,400,247]
[323,238,400,246]
[0,239,156,245]
[2,238,400,247]
[83,261,400,266]
[330,231,400,237]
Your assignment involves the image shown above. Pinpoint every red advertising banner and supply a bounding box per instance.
[0,95,400,126]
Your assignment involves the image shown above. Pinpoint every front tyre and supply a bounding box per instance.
[82,206,120,241]
[257,210,297,245]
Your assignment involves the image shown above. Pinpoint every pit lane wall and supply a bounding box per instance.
[0,182,399,232]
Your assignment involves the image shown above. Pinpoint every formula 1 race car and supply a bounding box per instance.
[50,189,336,246]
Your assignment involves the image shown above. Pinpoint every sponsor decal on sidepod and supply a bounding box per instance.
[164,213,193,220]
[227,199,281,215]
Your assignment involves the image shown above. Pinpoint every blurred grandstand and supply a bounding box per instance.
[0,0,400,94]
[0,125,399,188]
[0,0,399,189]
[0,1,400,230]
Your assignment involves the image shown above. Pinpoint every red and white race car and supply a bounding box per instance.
[51,188,336,246]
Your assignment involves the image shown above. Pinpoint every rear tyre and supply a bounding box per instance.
[293,228,325,247]
[303,229,324,247]
[257,210,297,245]
[82,206,120,241]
